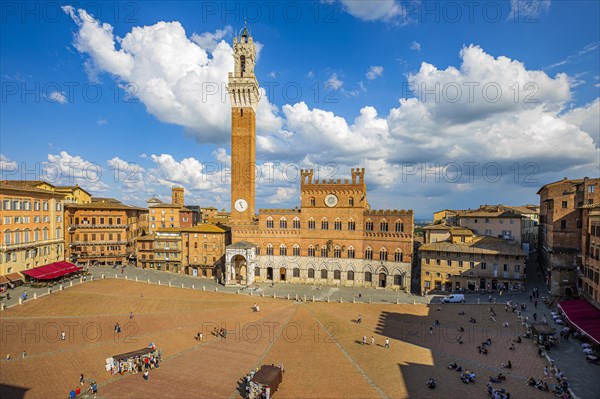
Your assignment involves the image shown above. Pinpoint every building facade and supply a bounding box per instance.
[135,225,227,279]
[538,177,599,296]
[65,199,147,266]
[0,181,66,276]
[147,187,194,233]
[580,203,600,307]
[420,229,526,293]
[223,28,414,290]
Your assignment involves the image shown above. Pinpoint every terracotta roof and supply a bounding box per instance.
[420,235,525,255]
[181,224,225,233]
[0,184,66,197]
[581,203,600,209]
[136,234,156,241]
[460,209,521,219]
[450,227,473,236]
[536,178,587,194]
[65,201,146,211]
[1,180,48,187]
[91,197,120,203]
[149,203,182,209]
[155,228,183,234]
[423,225,452,231]
[501,205,538,215]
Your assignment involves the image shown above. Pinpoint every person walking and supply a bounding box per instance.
[90,382,97,398]
[61,331,66,341]
[371,336,375,346]
[362,335,367,345]
[80,374,84,386]
[385,338,390,349]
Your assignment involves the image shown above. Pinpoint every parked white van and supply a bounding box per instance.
[441,294,465,303]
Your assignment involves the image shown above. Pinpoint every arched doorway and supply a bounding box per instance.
[379,273,387,288]
[267,267,273,280]
[231,255,247,284]
[280,267,286,281]
[479,278,486,290]
[565,287,574,297]
[491,279,498,290]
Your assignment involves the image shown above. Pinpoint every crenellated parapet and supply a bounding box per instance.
[366,209,413,215]
[258,208,301,214]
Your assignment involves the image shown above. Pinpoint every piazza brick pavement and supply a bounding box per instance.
[1,279,561,398]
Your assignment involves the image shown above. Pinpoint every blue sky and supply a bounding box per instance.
[1,0,599,219]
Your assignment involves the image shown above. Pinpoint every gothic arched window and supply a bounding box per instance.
[240,55,246,74]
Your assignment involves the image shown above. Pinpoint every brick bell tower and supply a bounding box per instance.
[228,24,259,227]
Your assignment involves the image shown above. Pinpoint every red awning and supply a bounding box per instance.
[558,299,600,346]
[21,262,83,280]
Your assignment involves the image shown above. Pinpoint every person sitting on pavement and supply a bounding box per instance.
[528,377,537,386]
[426,378,436,389]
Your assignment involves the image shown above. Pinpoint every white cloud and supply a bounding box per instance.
[47,91,67,104]
[106,157,145,190]
[147,154,227,192]
[562,98,600,147]
[96,118,108,126]
[326,73,343,90]
[340,0,408,23]
[212,148,231,167]
[46,151,109,192]
[410,41,421,51]
[0,154,18,174]
[366,66,383,80]
[306,70,315,79]
[190,26,232,51]
[387,45,597,172]
[544,42,599,70]
[268,187,297,204]
[63,7,281,145]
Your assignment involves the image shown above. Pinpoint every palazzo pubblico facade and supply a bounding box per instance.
[224,27,413,290]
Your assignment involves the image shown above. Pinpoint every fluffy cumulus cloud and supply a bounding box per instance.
[0,154,18,173]
[326,73,343,90]
[387,45,598,174]
[106,156,146,191]
[62,7,278,144]
[45,151,110,192]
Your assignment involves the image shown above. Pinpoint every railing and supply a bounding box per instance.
[0,238,64,251]
[70,240,128,245]
[68,224,128,229]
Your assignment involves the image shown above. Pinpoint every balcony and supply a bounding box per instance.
[69,224,128,229]
[0,238,64,251]
[70,240,128,246]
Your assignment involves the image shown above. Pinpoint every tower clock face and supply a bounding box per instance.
[235,199,248,212]
[324,194,338,207]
